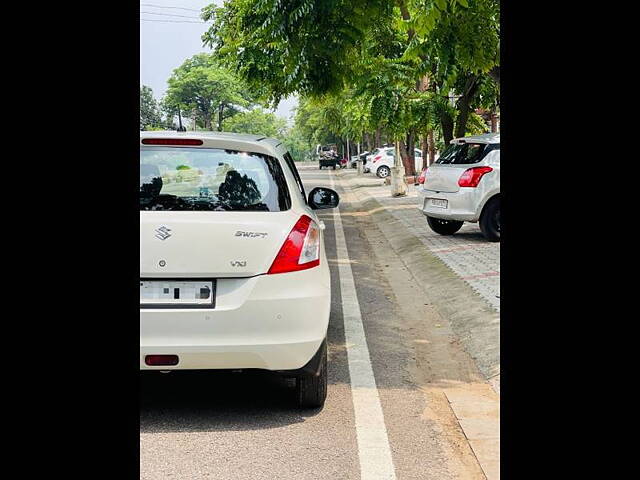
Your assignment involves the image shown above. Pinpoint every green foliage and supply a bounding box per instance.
[200,0,499,151]
[282,123,314,161]
[402,0,499,86]
[176,165,191,170]
[223,108,288,138]
[164,53,257,131]
[202,0,392,104]
[222,106,317,161]
[140,85,163,130]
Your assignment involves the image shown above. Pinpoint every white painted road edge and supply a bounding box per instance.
[328,172,396,480]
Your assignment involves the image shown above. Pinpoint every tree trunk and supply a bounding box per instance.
[420,135,429,170]
[427,129,436,166]
[454,75,481,139]
[490,114,498,133]
[441,110,454,145]
[217,104,224,131]
[203,114,212,131]
[406,130,416,176]
[488,66,500,87]
[390,140,408,196]
[398,137,414,176]
[375,128,382,148]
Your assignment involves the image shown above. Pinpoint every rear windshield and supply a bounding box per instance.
[435,143,499,165]
[140,147,290,212]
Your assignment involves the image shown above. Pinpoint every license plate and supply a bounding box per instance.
[431,198,448,208]
[140,280,215,308]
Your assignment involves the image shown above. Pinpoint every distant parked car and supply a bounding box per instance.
[350,151,369,168]
[417,133,500,241]
[365,147,423,178]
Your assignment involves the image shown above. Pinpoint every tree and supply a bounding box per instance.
[158,96,181,130]
[282,124,314,162]
[202,0,499,176]
[164,53,255,131]
[399,0,500,143]
[140,85,162,130]
[224,108,288,137]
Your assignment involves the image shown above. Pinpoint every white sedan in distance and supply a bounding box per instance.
[365,147,423,178]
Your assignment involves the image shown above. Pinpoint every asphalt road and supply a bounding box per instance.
[140,166,495,480]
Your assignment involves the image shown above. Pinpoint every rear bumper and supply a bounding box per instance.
[418,187,481,222]
[319,160,339,167]
[140,267,330,371]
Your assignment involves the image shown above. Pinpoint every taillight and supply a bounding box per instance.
[458,166,493,187]
[373,155,382,163]
[268,215,320,274]
[418,168,428,184]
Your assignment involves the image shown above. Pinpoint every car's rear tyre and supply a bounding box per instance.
[426,216,464,235]
[377,165,391,178]
[296,342,327,409]
[479,197,500,242]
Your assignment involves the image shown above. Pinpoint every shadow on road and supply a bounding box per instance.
[140,370,323,434]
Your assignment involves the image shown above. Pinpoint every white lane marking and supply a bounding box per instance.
[328,171,396,480]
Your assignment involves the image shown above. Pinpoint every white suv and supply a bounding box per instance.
[365,147,423,178]
[418,133,500,241]
[140,131,339,408]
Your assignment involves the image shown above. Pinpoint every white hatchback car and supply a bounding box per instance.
[365,147,423,178]
[140,131,339,408]
[418,133,500,241]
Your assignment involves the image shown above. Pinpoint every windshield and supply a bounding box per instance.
[140,147,290,212]
[435,143,498,165]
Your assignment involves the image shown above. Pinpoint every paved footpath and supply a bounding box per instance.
[329,167,500,396]
[338,169,500,313]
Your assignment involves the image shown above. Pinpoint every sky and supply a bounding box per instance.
[139,0,298,123]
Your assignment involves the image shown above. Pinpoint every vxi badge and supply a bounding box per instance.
[155,226,172,241]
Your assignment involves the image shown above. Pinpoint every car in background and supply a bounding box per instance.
[350,151,369,168]
[417,133,500,241]
[365,147,424,178]
[140,131,340,408]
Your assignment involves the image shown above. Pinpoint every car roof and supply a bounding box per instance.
[451,133,500,144]
[140,130,286,158]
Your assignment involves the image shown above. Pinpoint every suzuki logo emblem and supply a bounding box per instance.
[155,226,172,241]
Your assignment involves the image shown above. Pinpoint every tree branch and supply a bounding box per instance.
[396,0,415,42]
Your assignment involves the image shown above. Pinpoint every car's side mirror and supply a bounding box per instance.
[308,187,340,210]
